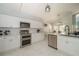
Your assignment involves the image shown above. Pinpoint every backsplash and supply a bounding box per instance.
[0,27,20,37]
[0,27,43,37]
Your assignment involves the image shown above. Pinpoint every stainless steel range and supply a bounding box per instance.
[20,22,31,48]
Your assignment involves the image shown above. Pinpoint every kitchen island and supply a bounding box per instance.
[57,35,79,56]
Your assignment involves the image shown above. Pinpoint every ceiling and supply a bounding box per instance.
[0,3,79,23]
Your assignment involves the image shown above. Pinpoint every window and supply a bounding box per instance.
[73,13,79,32]
[75,14,79,29]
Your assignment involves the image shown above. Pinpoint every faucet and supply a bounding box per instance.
[64,25,70,35]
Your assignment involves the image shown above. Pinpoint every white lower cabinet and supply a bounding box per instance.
[0,38,4,52]
[31,33,44,43]
[68,37,79,55]
[58,36,68,52]
[58,35,79,55]
[0,36,20,52]
[0,37,8,52]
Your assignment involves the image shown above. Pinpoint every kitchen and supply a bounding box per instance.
[0,3,79,56]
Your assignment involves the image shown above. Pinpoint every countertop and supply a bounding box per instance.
[60,34,79,38]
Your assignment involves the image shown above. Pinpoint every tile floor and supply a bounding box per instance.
[0,40,70,56]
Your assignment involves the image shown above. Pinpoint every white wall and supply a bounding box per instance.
[0,14,44,52]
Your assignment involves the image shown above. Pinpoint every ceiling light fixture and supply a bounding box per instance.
[45,4,51,12]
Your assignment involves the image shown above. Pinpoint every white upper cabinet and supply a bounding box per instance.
[21,18,43,28]
[0,3,20,11]
[30,21,43,28]
[0,14,43,28]
[0,14,20,27]
[0,3,21,17]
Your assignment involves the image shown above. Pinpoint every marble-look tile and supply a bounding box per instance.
[1,40,70,56]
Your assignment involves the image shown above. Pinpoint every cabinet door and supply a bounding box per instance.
[0,38,4,52]
[68,37,79,55]
[57,36,68,51]
[0,36,20,52]
[31,21,43,28]
[0,37,8,52]
[31,33,44,43]
[5,36,20,51]
[58,36,79,55]
[0,14,19,27]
